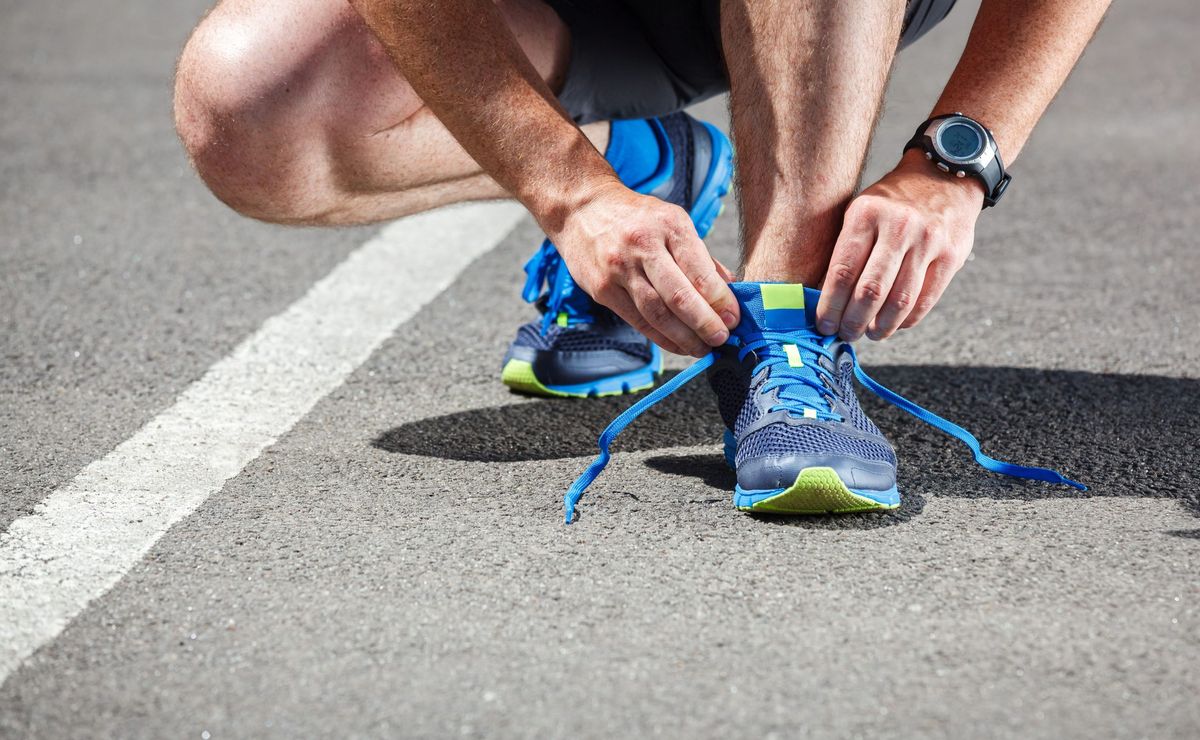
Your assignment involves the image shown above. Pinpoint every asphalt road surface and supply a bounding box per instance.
[2,1,1198,737]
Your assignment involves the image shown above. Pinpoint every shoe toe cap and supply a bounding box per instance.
[736,453,896,493]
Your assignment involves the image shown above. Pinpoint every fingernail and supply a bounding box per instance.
[720,311,738,329]
[817,321,836,335]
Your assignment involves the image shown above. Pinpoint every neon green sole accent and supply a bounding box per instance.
[500,359,658,399]
[739,467,899,515]
[501,359,575,398]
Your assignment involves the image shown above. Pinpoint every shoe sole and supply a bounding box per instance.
[503,123,734,399]
[502,347,664,398]
[734,468,900,514]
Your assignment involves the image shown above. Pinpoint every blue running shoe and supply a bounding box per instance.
[709,283,900,513]
[560,282,1086,523]
[501,112,734,398]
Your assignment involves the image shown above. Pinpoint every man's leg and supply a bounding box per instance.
[173,0,608,225]
[720,0,906,282]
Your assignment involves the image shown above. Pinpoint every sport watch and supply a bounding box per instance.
[904,113,1011,208]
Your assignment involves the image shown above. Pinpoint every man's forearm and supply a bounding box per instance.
[722,0,906,282]
[930,0,1110,164]
[348,0,617,233]
[814,0,1111,341]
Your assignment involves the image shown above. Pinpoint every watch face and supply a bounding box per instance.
[937,121,984,161]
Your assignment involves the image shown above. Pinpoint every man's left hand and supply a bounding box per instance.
[815,149,985,341]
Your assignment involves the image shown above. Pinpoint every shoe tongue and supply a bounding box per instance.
[729,282,822,336]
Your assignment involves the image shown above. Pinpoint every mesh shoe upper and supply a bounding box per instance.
[511,309,653,360]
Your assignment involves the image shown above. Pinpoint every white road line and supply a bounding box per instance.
[0,201,527,683]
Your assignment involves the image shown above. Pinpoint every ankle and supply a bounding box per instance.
[740,257,825,285]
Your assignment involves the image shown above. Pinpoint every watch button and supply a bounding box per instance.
[925,152,933,160]
[956,170,966,178]
[936,162,950,172]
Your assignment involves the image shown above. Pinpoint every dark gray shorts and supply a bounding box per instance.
[547,0,958,123]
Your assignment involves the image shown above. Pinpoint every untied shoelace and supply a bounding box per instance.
[562,328,1087,523]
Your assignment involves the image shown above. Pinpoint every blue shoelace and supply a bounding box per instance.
[522,240,596,332]
[741,331,842,421]
[563,329,1087,523]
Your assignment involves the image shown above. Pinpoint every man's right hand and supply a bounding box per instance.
[548,180,740,357]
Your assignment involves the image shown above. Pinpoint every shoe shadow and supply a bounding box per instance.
[372,366,1200,534]
[374,370,723,462]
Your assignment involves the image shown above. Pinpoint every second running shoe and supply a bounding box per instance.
[501,112,734,398]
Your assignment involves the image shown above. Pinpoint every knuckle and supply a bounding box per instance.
[889,209,921,239]
[668,286,695,311]
[691,270,717,296]
[625,228,659,254]
[856,279,886,303]
[601,246,627,271]
[889,290,915,311]
[828,263,859,287]
[848,196,878,220]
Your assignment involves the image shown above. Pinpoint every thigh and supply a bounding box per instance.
[190,0,568,137]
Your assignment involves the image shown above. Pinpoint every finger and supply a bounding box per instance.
[837,222,907,342]
[599,287,685,355]
[868,250,929,340]
[712,256,736,284]
[900,258,956,330]
[627,275,711,357]
[665,229,740,333]
[816,206,877,336]
[643,250,732,348]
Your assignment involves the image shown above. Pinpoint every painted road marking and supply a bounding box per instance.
[0,202,527,683]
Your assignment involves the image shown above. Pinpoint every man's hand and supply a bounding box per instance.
[815,149,984,341]
[552,180,740,357]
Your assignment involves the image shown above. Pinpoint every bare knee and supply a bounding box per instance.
[173,4,350,223]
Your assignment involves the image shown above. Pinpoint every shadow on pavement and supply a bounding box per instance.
[373,366,1200,531]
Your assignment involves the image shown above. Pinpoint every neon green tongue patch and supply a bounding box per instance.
[760,283,807,309]
[759,283,809,330]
